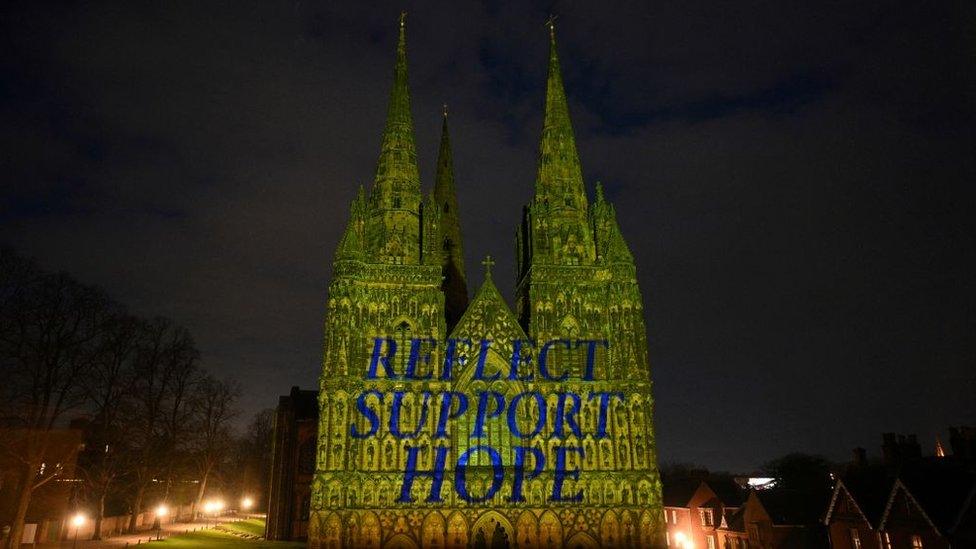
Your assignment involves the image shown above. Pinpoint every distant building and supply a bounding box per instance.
[876,461,976,548]
[662,477,746,549]
[265,386,318,541]
[737,488,830,548]
[0,428,84,544]
[824,430,976,549]
[823,469,892,549]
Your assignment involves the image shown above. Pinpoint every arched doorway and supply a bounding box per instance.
[469,511,515,549]
[565,532,600,549]
[385,533,419,549]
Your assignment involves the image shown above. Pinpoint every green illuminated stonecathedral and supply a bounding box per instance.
[309,16,665,548]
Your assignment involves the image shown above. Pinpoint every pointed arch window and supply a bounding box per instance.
[393,320,413,374]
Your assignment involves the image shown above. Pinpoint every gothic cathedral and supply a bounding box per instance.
[309,16,664,548]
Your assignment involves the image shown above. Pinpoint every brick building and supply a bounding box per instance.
[824,430,976,549]
[663,477,746,548]
[265,387,318,541]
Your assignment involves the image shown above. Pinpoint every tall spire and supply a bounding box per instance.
[434,107,469,330]
[365,13,423,264]
[372,12,420,206]
[535,20,587,210]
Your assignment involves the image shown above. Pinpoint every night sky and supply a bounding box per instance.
[3,1,974,472]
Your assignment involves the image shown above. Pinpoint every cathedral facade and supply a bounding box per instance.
[309,16,664,548]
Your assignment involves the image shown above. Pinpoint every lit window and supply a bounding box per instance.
[911,535,923,549]
[672,509,678,523]
[666,530,671,546]
[707,534,716,549]
[849,528,861,549]
[699,508,714,527]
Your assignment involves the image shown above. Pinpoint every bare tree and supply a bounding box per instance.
[77,314,141,539]
[188,375,239,518]
[230,409,274,508]
[0,248,112,549]
[122,317,199,532]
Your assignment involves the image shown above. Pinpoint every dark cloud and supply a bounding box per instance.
[2,0,974,471]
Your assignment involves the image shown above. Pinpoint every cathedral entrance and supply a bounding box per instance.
[470,512,514,549]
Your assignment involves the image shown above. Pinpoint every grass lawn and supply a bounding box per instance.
[157,522,303,549]
[221,519,268,537]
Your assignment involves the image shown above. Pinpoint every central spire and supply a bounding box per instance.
[435,107,469,330]
[372,12,420,204]
[534,21,587,211]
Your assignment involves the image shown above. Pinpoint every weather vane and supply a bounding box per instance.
[546,14,558,37]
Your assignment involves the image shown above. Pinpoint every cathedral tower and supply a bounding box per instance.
[310,14,447,543]
[309,17,664,548]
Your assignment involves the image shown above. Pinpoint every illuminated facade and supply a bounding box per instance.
[308,15,664,548]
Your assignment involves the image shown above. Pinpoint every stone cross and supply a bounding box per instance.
[481,255,495,276]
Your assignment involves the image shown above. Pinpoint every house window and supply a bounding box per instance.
[672,509,678,523]
[849,528,861,549]
[699,508,714,527]
[706,534,716,549]
[911,534,923,549]
[665,530,670,546]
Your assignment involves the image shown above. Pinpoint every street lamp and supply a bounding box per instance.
[240,497,254,513]
[70,513,86,549]
[203,501,216,528]
[154,504,168,540]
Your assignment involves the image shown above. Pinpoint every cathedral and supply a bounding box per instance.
[308,15,664,548]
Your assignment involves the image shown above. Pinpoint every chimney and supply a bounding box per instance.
[949,426,976,460]
[852,447,867,468]
[904,434,921,460]
[882,433,898,466]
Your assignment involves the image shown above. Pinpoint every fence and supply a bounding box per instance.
[24,503,197,544]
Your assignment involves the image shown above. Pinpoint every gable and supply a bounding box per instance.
[449,275,527,365]
[826,481,873,528]
[879,481,940,535]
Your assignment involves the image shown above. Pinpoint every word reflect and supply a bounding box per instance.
[366,337,608,381]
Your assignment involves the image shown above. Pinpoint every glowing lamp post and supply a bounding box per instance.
[154,504,168,540]
[241,497,254,513]
[203,499,224,527]
[70,513,86,549]
[202,501,216,528]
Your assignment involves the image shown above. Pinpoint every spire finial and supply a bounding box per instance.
[546,14,558,41]
[399,11,406,28]
[443,103,448,118]
[481,255,495,277]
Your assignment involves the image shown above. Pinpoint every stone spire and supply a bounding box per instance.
[366,13,423,263]
[515,20,596,282]
[434,107,469,329]
[534,20,587,213]
[373,13,420,200]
